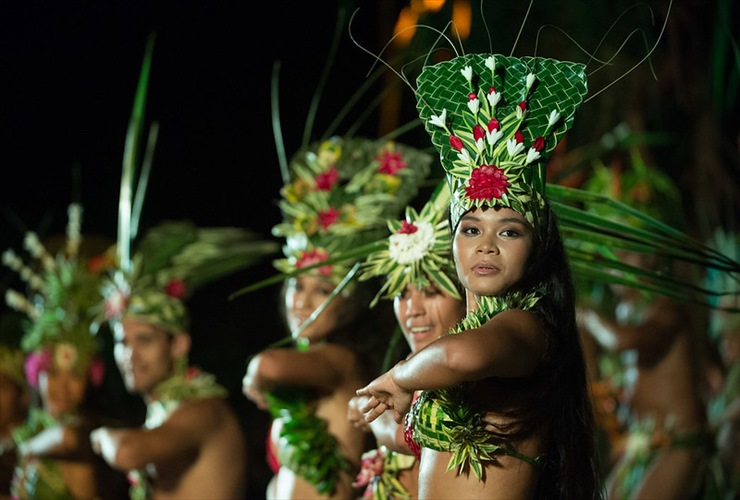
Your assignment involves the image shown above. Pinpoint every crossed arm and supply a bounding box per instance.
[242,343,354,409]
[357,309,546,424]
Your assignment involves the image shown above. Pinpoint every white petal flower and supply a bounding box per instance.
[429,109,447,129]
[467,96,480,114]
[485,55,496,70]
[388,221,436,265]
[526,73,536,90]
[487,90,501,108]
[461,65,473,82]
[548,110,561,126]
[525,148,541,164]
[507,138,525,157]
[457,148,472,164]
[516,105,525,120]
[486,129,503,146]
[475,137,485,153]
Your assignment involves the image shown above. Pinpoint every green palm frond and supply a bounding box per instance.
[550,184,740,309]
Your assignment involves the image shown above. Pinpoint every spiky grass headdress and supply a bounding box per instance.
[359,183,460,306]
[3,204,111,386]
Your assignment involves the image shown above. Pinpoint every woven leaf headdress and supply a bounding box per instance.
[415,54,587,229]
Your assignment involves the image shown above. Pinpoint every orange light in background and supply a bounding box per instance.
[452,0,471,40]
[421,0,445,12]
[393,0,449,47]
[395,0,467,48]
[393,7,419,47]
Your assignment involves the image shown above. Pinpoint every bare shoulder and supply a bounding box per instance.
[465,309,548,377]
[482,308,547,340]
[167,397,237,429]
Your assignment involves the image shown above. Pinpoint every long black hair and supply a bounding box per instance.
[518,204,605,500]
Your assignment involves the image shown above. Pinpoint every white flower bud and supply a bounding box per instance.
[429,109,447,129]
[461,65,473,82]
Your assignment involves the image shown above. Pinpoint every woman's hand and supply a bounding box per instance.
[347,396,372,432]
[356,362,413,424]
[242,358,270,410]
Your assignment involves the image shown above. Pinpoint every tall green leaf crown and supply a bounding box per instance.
[99,35,279,337]
[359,183,460,306]
[415,54,588,229]
[271,136,431,285]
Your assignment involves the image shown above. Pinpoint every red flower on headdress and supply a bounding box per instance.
[104,287,130,320]
[465,164,510,200]
[450,135,464,151]
[87,254,111,273]
[518,101,527,112]
[166,279,187,299]
[397,220,418,235]
[376,149,407,175]
[296,249,332,277]
[317,207,340,230]
[515,130,525,144]
[532,136,546,151]
[314,167,339,191]
[488,118,500,132]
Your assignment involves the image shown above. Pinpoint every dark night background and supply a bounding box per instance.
[1,1,737,497]
[0,1,405,495]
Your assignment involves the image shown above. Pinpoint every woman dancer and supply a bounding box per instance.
[349,185,466,499]
[357,53,603,498]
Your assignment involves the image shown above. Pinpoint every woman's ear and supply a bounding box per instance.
[171,333,192,360]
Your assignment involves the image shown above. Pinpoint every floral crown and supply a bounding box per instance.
[415,54,588,229]
[271,136,431,285]
[359,183,460,306]
[2,204,112,386]
[101,220,279,335]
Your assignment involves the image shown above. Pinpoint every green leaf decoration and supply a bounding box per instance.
[266,390,350,495]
